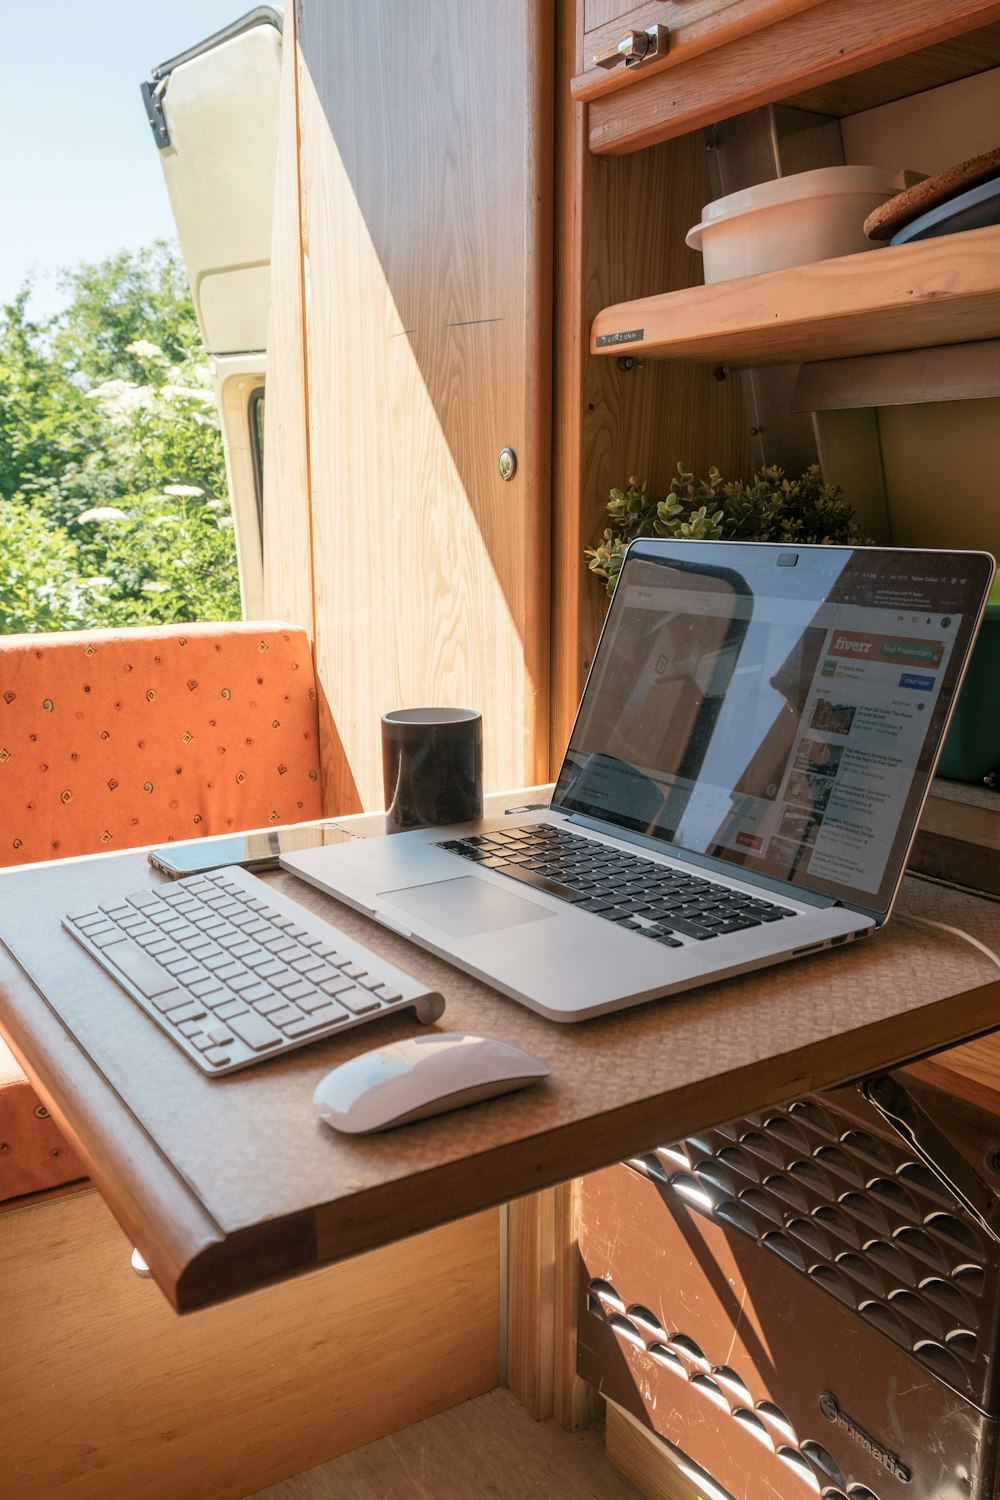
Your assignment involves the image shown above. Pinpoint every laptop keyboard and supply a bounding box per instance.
[435,824,797,946]
[62,865,445,1076]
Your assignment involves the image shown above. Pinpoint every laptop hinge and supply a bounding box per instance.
[861,1071,1000,1244]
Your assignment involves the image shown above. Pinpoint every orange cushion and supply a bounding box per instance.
[0,619,325,1200]
[0,620,324,865]
[0,1035,88,1201]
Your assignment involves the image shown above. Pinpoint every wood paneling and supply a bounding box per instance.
[605,1397,727,1498]
[1,1188,500,1500]
[263,0,314,640]
[786,20,1000,116]
[262,4,363,817]
[289,1,553,807]
[505,1181,593,1426]
[574,0,826,100]
[552,0,747,762]
[585,0,1000,154]
[507,1190,557,1418]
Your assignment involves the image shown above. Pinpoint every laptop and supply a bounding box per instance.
[282,540,994,1022]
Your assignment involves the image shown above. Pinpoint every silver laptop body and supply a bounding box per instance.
[283,540,993,1022]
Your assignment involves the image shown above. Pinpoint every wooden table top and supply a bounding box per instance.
[3,790,1000,1310]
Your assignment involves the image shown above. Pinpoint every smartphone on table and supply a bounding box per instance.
[147,823,356,878]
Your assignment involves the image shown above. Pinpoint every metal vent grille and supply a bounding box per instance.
[626,1091,997,1403]
[587,1278,881,1500]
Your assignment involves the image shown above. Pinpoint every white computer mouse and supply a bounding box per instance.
[312,1031,551,1133]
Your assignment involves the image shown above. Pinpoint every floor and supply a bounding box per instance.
[247,1388,645,1500]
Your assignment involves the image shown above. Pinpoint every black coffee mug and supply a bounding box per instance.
[381,708,483,834]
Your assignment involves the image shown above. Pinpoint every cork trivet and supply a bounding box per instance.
[864,146,1000,239]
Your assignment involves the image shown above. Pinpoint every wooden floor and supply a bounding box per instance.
[247,1389,645,1500]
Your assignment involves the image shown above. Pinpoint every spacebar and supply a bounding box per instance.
[493,863,584,903]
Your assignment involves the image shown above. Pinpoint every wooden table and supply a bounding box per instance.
[2,790,1000,1324]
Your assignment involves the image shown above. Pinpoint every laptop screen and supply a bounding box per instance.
[553,541,993,918]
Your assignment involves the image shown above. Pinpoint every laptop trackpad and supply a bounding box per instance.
[381,876,556,937]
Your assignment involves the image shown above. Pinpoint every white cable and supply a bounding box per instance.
[897,911,1000,975]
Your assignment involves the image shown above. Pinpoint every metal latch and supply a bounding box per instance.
[594,24,669,72]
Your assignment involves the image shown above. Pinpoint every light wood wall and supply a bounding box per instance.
[2,1188,500,1500]
[265,0,554,811]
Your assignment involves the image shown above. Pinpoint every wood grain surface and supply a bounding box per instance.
[2,793,999,1311]
[2,1188,499,1500]
[551,2,748,765]
[584,0,1000,154]
[572,0,826,101]
[289,0,552,807]
[590,223,1000,367]
[606,1402,714,1500]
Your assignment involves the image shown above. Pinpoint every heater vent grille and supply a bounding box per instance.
[626,1086,999,1405]
[588,1279,881,1499]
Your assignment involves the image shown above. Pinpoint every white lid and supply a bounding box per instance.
[686,165,914,248]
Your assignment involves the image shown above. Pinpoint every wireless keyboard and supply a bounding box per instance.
[62,865,445,1076]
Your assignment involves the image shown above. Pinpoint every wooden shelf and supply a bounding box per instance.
[911,778,1000,896]
[590,222,1000,366]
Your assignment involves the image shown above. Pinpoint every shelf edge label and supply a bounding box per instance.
[596,328,644,348]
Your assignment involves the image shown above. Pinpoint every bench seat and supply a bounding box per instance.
[0,619,325,1201]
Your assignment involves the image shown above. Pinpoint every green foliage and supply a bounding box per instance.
[53,243,203,385]
[585,462,868,595]
[0,501,90,633]
[0,241,240,634]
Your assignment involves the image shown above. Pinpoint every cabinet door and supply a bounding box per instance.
[273,1,553,810]
[582,0,1000,154]
[574,0,826,98]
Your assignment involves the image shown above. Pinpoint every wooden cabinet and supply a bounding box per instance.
[263,0,1000,786]
[575,2,1000,599]
[582,0,1000,154]
[572,0,826,104]
[264,0,554,807]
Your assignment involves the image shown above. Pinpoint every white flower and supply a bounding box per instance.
[76,506,128,524]
[126,339,163,359]
[86,380,157,417]
[163,484,205,497]
[160,384,215,405]
[141,581,170,594]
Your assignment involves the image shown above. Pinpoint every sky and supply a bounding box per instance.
[0,0,254,319]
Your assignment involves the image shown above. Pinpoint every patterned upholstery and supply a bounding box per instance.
[0,620,325,1202]
[0,1035,87,1198]
[0,621,324,865]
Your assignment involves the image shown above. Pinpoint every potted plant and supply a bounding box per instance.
[584,461,868,595]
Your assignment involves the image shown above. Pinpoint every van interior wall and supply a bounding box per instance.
[832,66,1000,553]
[264,0,553,811]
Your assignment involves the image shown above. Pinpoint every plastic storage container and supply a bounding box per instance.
[938,600,1000,783]
[685,165,914,283]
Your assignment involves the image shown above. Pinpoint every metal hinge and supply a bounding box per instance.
[141,78,170,151]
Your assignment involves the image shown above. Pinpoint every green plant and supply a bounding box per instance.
[585,462,868,595]
[0,243,240,633]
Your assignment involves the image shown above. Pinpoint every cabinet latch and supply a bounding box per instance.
[594,24,669,73]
